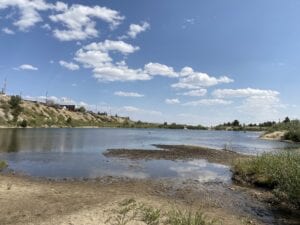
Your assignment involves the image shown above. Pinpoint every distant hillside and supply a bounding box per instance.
[0,95,132,128]
[0,95,208,129]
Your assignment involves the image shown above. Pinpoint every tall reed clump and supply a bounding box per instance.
[233,151,300,208]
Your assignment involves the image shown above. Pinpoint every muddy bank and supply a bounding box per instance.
[104,144,249,166]
[1,173,299,225]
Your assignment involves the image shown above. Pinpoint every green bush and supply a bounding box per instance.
[19,119,28,128]
[284,128,300,142]
[233,152,300,208]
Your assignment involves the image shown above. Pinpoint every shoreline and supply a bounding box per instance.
[1,144,299,224]
[1,172,299,225]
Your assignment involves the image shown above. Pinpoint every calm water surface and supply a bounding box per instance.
[0,128,298,182]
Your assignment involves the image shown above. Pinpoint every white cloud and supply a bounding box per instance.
[114,91,144,97]
[75,40,150,81]
[59,60,80,71]
[49,4,124,41]
[212,88,279,98]
[172,67,233,89]
[2,27,14,34]
[237,95,282,122]
[41,23,51,30]
[144,62,177,78]
[183,99,232,106]
[180,89,207,97]
[0,0,64,31]
[165,98,180,104]
[127,21,150,39]
[17,64,38,71]
[122,106,162,115]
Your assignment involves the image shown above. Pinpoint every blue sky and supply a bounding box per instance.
[0,0,300,125]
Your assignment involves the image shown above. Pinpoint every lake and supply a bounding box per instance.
[0,128,298,182]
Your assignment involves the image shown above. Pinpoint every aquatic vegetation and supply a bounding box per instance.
[233,151,300,208]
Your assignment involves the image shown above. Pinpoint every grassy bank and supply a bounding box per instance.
[233,151,300,209]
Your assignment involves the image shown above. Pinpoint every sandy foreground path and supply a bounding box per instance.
[0,172,290,225]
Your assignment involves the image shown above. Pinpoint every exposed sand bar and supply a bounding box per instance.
[104,144,250,166]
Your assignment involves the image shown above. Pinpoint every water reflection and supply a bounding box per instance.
[0,128,299,180]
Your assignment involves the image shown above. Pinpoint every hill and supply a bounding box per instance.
[0,95,132,128]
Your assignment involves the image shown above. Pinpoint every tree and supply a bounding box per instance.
[232,120,240,127]
[78,106,86,113]
[283,117,290,123]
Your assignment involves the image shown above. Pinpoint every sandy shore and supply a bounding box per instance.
[260,131,286,141]
[1,172,299,225]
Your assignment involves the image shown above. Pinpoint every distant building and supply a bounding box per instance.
[60,104,75,111]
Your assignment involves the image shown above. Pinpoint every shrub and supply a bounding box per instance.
[9,95,23,122]
[19,119,28,128]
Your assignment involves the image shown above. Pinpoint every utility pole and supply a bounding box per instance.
[45,91,48,104]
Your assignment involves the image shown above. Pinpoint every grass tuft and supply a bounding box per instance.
[105,199,217,225]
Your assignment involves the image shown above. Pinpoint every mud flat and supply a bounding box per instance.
[104,144,249,166]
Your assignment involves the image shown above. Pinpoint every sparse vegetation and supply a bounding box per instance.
[233,151,300,209]
[105,198,217,225]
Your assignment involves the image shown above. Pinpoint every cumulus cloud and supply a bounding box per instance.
[165,98,180,104]
[74,40,151,81]
[180,89,207,97]
[114,91,144,97]
[183,99,232,106]
[212,88,279,98]
[126,21,150,39]
[49,4,124,41]
[59,60,80,70]
[144,62,177,78]
[17,64,38,71]
[172,67,233,89]
[2,27,15,34]
[0,0,65,31]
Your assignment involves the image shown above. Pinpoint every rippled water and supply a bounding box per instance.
[0,128,298,181]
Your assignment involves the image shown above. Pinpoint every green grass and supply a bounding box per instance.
[233,151,300,208]
[0,160,7,171]
[105,199,217,225]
